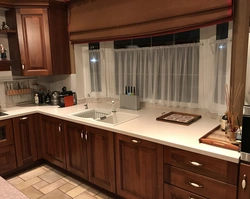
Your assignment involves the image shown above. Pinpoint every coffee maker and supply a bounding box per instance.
[241,105,250,162]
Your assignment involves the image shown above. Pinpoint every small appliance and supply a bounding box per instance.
[241,105,250,162]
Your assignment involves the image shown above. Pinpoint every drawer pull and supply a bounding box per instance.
[80,131,84,139]
[189,181,203,188]
[20,117,28,120]
[189,197,197,199]
[189,161,203,167]
[132,139,140,143]
[242,174,247,190]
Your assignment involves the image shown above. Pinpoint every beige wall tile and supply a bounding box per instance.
[59,182,76,193]
[19,167,47,181]
[39,179,67,194]
[39,189,72,199]
[21,186,43,199]
[66,184,89,198]
[39,170,64,183]
[32,180,49,190]
[15,177,41,190]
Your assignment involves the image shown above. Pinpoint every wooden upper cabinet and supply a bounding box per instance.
[6,2,71,76]
[238,162,250,199]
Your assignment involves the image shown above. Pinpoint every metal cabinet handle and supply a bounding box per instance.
[58,124,62,132]
[188,181,203,188]
[20,117,28,120]
[80,130,84,139]
[22,64,25,70]
[132,139,140,143]
[242,174,247,190]
[85,131,88,140]
[189,197,197,199]
[189,161,203,167]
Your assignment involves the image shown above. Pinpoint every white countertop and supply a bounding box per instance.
[0,102,240,163]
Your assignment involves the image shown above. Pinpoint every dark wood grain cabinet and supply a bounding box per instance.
[13,114,38,167]
[164,146,238,199]
[238,162,250,199]
[40,115,66,169]
[5,1,71,76]
[0,119,17,175]
[115,133,163,199]
[64,121,115,193]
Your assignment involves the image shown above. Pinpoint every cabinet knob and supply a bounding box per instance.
[20,116,28,120]
[22,64,25,70]
[85,131,88,140]
[188,181,203,188]
[242,174,247,190]
[58,124,62,132]
[132,139,140,143]
[189,161,203,167]
[80,130,84,139]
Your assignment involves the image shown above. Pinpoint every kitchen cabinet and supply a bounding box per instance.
[40,115,66,169]
[115,133,163,199]
[238,162,250,199]
[13,114,38,167]
[0,119,17,175]
[64,121,115,193]
[5,1,71,76]
[164,146,238,199]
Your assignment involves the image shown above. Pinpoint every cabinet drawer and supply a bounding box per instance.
[164,146,237,185]
[168,166,237,199]
[164,183,207,199]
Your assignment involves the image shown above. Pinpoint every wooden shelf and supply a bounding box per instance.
[0,60,13,71]
[0,29,16,34]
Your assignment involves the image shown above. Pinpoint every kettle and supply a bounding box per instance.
[50,91,60,105]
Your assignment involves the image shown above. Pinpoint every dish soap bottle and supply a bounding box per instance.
[34,94,39,105]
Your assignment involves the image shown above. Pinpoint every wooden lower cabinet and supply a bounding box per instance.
[40,115,66,169]
[164,184,207,199]
[64,121,115,193]
[13,115,38,167]
[0,119,17,174]
[238,162,250,199]
[115,133,163,199]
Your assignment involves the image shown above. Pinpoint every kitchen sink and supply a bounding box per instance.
[0,112,8,116]
[70,109,139,125]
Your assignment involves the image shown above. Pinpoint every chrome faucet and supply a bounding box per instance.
[84,94,90,109]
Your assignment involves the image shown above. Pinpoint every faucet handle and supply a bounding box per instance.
[84,103,88,109]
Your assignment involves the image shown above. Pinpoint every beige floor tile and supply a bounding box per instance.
[39,189,72,199]
[62,176,82,186]
[39,170,64,183]
[59,182,76,193]
[21,186,44,199]
[95,192,110,199]
[39,179,67,194]
[7,176,25,186]
[74,192,97,199]
[66,184,89,198]
[32,180,49,190]
[19,167,47,181]
[15,177,41,190]
[85,187,100,196]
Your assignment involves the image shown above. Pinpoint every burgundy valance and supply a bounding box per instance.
[68,0,233,44]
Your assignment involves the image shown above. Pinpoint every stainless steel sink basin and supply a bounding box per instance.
[70,109,139,125]
[0,112,8,116]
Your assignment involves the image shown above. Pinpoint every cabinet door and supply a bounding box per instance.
[13,115,38,167]
[0,119,14,147]
[86,126,115,193]
[16,8,52,76]
[115,134,163,199]
[40,115,66,169]
[238,163,250,199]
[64,121,88,180]
[0,145,17,175]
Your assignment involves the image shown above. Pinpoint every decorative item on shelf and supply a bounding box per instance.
[1,22,9,31]
[224,84,244,142]
[0,44,7,60]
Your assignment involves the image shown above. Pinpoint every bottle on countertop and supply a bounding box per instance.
[34,94,39,105]
[221,114,228,131]
[45,92,51,104]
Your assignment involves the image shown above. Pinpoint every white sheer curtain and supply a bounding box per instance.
[114,44,201,108]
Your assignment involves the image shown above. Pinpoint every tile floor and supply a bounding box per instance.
[6,164,115,199]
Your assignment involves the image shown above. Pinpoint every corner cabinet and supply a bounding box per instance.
[5,2,71,76]
[115,134,163,199]
[40,115,66,169]
[238,162,250,199]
